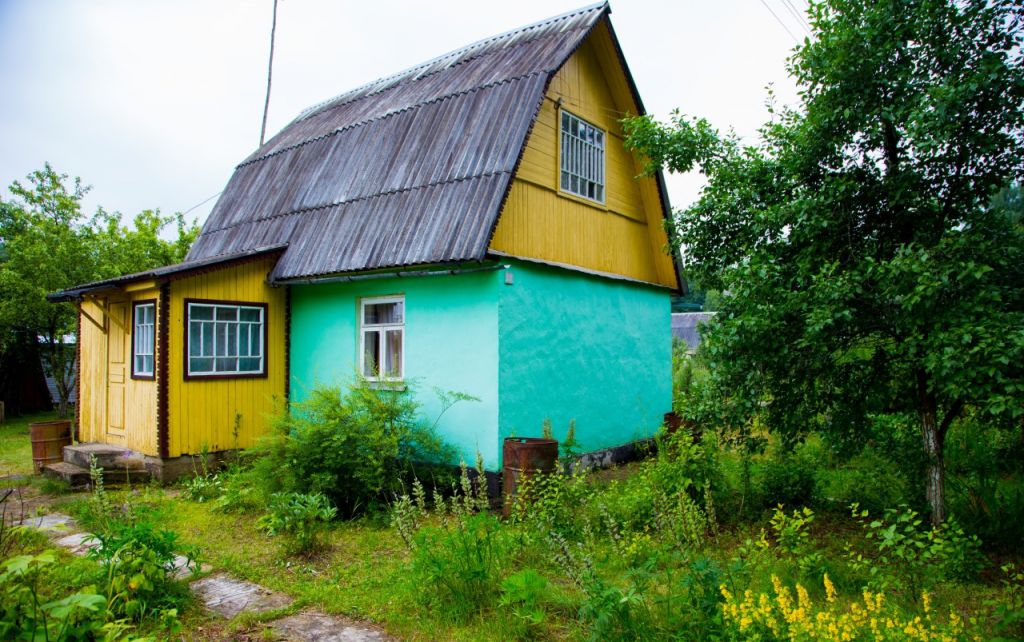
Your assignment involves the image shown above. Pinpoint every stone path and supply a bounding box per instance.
[20,512,393,641]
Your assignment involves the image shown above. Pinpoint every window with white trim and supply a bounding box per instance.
[360,296,404,381]
[186,302,265,377]
[132,302,155,378]
[560,110,605,203]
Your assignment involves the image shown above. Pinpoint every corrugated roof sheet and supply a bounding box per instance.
[186,2,612,281]
[671,312,716,352]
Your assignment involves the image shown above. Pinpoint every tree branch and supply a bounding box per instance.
[938,398,965,439]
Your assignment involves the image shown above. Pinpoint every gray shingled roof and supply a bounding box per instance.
[186,2,616,281]
[671,312,715,352]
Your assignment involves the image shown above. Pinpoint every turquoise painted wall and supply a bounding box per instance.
[289,271,502,467]
[498,259,672,455]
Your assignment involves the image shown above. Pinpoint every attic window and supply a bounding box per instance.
[560,110,605,203]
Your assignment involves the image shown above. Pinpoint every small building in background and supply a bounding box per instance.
[671,312,715,354]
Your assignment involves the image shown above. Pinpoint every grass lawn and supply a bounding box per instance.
[0,409,62,476]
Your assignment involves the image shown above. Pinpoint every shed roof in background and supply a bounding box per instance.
[671,312,715,352]
[186,2,649,282]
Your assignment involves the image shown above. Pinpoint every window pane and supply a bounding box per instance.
[144,355,154,374]
[385,329,402,378]
[251,329,261,358]
[239,325,250,357]
[216,357,237,372]
[216,307,237,321]
[240,308,261,322]
[239,357,261,372]
[135,355,144,373]
[190,306,213,321]
[190,357,213,373]
[189,323,203,356]
[201,323,214,357]
[363,330,380,377]
[226,323,238,357]
[364,301,403,325]
[215,324,227,356]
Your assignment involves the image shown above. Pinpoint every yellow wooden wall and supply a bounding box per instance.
[166,257,286,457]
[489,22,678,289]
[77,286,160,455]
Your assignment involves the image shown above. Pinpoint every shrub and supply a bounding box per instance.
[87,519,193,622]
[769,506,827,580]
[847,505,985,598]
[257,492,336,555]
[759,452,816,510]
[261,380,458,516]
[816,446,910,514]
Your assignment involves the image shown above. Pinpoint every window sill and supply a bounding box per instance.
[366,381,407,392]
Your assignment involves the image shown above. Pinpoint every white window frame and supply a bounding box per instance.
[132,302,155,378]
[186,301,266,378]
[559,109,606,204]
[359,295,405,382]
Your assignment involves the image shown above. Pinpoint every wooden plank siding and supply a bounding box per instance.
[489,23,678,289]
[77,288,160,455]
[166,257,286,457]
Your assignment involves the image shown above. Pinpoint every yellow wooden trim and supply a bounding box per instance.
[124,280,158,293]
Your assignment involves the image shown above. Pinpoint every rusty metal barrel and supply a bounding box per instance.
[30,419,72,474]
[502,437,558,517]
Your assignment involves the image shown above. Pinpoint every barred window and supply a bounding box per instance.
[186,302,265,377]
[560,111,605,203]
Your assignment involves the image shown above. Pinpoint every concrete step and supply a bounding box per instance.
[42,462,91,487]
[63,443,147,472]
[43,460,152,486]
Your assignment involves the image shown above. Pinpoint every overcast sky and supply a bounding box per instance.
[0,0,807,230]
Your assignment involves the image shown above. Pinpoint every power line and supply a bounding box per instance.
[781,0,813,34]
[259,0,279,147]
[758,0,800,44]
[180,191,222,217]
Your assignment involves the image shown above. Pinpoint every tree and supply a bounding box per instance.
[0,164,199,418]
[625,0,1024,525]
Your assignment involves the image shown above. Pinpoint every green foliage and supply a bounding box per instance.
[87,518,193,623]
[987,563,1024,641]
[760,453,816,510]
[0,164,197,416]
[769,506,827,580]
[847,505,985,598]
[259,380,458,516]
[394,462,508,619]
[625,0,1024,526]
[498,569,549,632]
[257,492,336,556]
[816,446,911,515]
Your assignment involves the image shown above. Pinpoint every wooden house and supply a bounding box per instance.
[50,2,679,479]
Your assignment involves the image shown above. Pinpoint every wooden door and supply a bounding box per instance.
[106,301,128,439]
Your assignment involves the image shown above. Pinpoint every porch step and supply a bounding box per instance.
[43,460,153,486]
[63,443,147,472]
[41,462,91,487]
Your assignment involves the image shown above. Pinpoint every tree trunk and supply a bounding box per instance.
[917,370,945,526]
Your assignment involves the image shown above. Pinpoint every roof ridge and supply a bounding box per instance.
[237,70,546,170]
[201,169,514,238]
[285,2,608,127]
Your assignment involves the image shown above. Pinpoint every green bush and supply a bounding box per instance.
[87,519,193,622]
[257,380,457,516]
[257,492,336,555]
[759,453,816,510]
[816,446,910,514]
